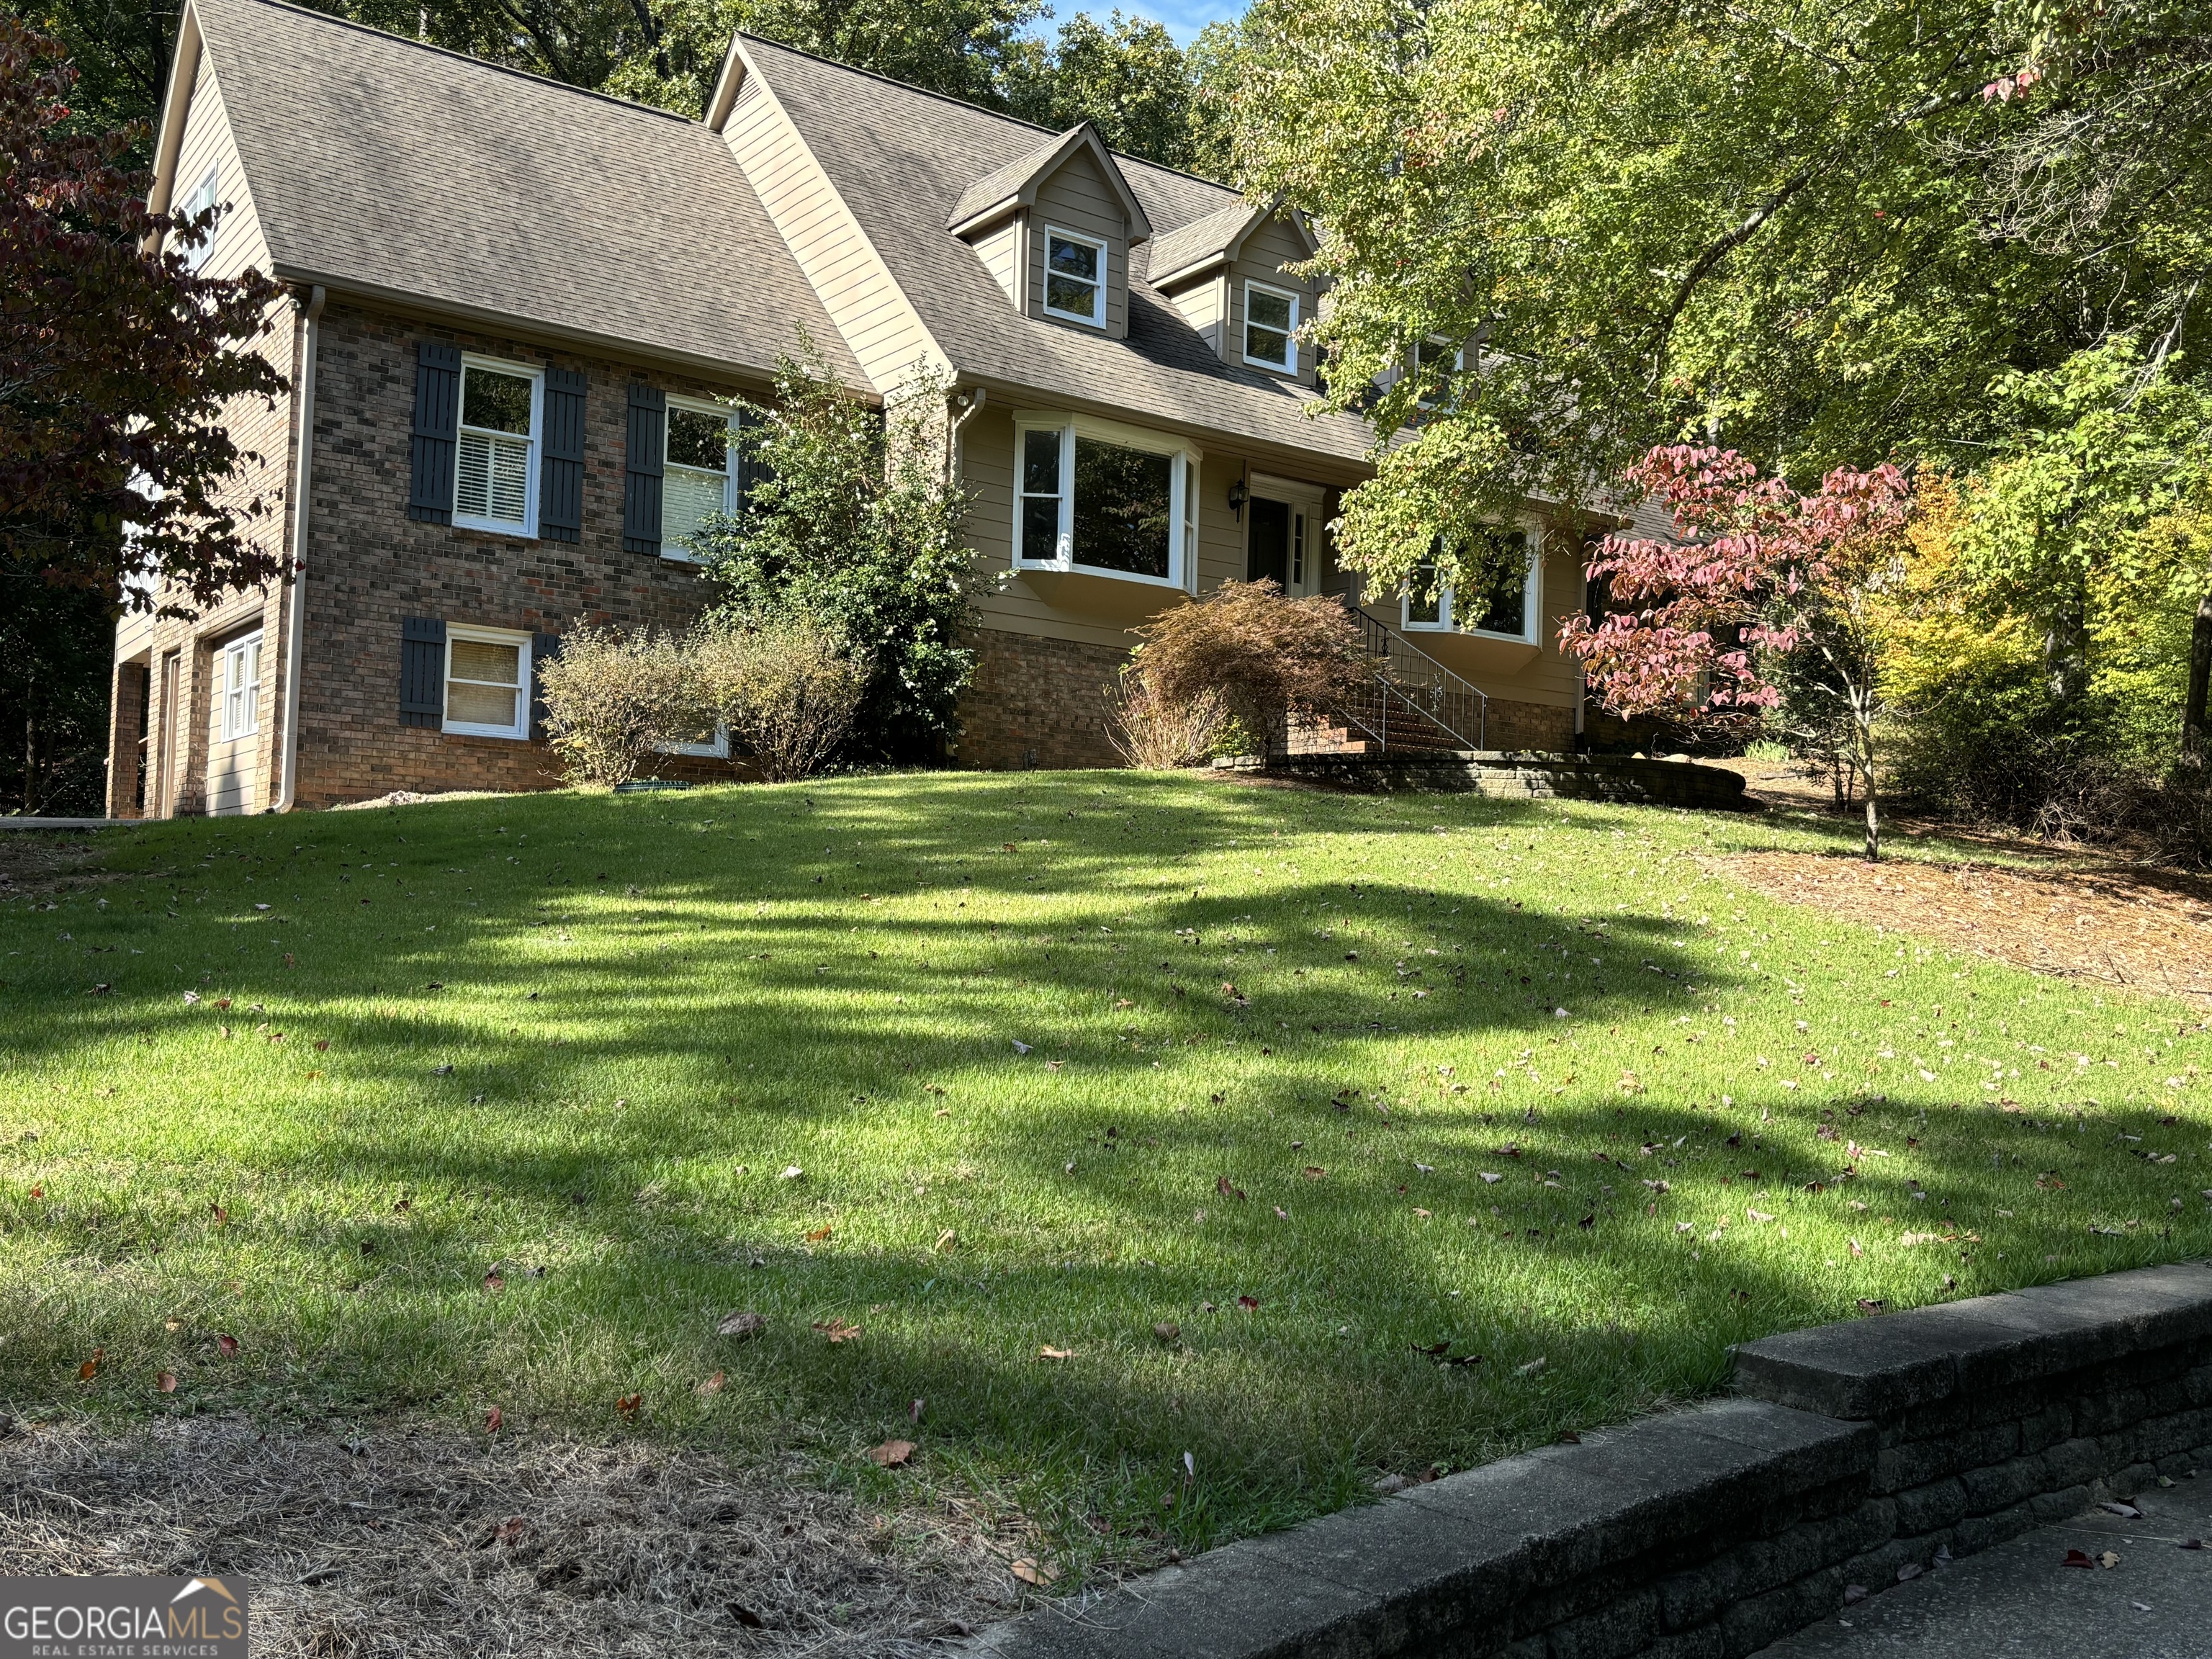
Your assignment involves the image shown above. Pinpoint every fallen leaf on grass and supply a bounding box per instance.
[1236,1295,1259,1311]
[814,1319,863,1344]
[697,1371,726,1396]
[616,1393,643,1421]
[215,1335,238,1357]
[78,1348,104,1382]
[1153,1322,1180,1344]
[804,1226,833,1244]
[156,1370,177,1393]
[717,1310,767,1339]
[935,1229,958,1252]
[869,1439,916,1467]
[729,1604,766,1629]
[1038,1345,1076,1360]
[1010,1040,1033,1054]
[482,1271,505,1293]
[778,1165,804,1181]
[490,1516,529,1545]
[1010,1558,1060,1586]
[485,1405,503,1434]
[209,1203,228,1225]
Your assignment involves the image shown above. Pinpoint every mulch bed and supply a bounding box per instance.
[1725,852,2212,1010]
[0,1417,1017,1656]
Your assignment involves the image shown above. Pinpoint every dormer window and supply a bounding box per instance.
[1244,282,1298,372]
[1044,228,1107,326]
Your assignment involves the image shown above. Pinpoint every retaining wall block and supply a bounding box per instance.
[2028,1482,2094,1524]
[1541,1583,1661,1659]
[1890,1478,1969,1536]
[1950,1500,2040,1556]
[1957,1451,2049,1514]
[2018,1401,2074,1454]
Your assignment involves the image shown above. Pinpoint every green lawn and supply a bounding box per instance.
[4,773,2208,1573]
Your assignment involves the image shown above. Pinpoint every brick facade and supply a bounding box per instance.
[286,304,766,807]
[956,628,1130,770]
[1484,694,1577,753]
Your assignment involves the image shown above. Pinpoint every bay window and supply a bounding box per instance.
[1014,414,1200,589]
[1402,529,1540,640]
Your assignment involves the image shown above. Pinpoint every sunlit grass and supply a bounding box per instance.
[3,773,2207,1567]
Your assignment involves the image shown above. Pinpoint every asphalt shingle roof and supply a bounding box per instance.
[193,0,862,384]
[741,36,1374,468]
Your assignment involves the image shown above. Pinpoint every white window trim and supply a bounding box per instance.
[442,624,533,741]
[660,395,741,564]
[1041,226,1108,328]
[1012,411,1200,591]
[1242,279,1300,373]
[1415,337,1466,410]
[219,631,261,742]
[660,723,732,759]
[452,355,543,539]
[179,166,220,274]
[1401,529,1542,642]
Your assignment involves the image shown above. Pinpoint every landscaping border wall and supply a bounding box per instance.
[968,1262,2212,1659]
[1263,752,1755,812]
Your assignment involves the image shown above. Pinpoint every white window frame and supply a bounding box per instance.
[660,396,741,563]
[1415,337,1465,410]
[218,631,261,741]
[660,724,732,759]
[452,356,543,539]
[1012,411,1200,592]
[1243,280,1300,373]
[1041,227,1108,328]
[179,166,220,274]
[1401,528,1542,642]
[442,624,533,741]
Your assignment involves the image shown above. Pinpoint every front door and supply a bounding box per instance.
[1246,477,1325,596]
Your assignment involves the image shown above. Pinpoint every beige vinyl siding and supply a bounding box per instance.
[1159,272,1226,358]
[1194,453,1247,592]
[204,634,261,817]
[720,66,944,391]
[1028,151,1130,340]
[968,216,1022,309]
[1228,216,1318,385]
[170,50,274,282]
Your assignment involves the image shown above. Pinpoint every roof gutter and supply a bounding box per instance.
[274,283,325,814]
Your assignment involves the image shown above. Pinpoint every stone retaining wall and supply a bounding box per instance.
[970,1262,2212,1659]
[1264,752,1755,813]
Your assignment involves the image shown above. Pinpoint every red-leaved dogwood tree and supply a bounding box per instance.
[1559,446,1913,859]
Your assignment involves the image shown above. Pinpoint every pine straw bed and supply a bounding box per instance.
[1723,851,2212,1009]
[0,1417,1015,1657]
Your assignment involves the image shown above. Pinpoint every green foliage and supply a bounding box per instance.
[693,343,976,763]
[533,624,698,787]
[999,9,1226,174]
[1224,0,2212,598]
[0,570,114,814]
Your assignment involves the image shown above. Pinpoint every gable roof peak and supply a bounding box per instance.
[1146,193,1314,289]
[944,120,1153,243]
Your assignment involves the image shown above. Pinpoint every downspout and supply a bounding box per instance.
[274,284,325,813]
[945,383,984,473]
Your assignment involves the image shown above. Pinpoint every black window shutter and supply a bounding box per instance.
[408,343,462,524]
[623,383,665,555]
[400,616,446,727]
[539,367,587,543]
[734,405,770,512]
[529,633,563,740]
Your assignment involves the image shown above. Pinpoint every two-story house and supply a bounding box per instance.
[105,0,1590,815]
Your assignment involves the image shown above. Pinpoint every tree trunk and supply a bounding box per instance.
[1852,694,1881,862]
[2044,587,2090,710]
[2183,564,2212,772]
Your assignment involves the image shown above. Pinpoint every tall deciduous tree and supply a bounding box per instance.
[1,14,286,615]
[1560,446,1912,858]
[1224,0,2212,605]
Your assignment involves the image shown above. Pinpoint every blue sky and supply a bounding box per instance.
[1043,0,1244,45]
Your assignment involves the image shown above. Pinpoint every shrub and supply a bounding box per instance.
[1106,672,1232,769]
[534,625,698,788]
[693,618,866,783]
[693,341,976,763]
[1125,580,1367,747]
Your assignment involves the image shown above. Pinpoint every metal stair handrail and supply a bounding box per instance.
[1346,602,1489,751]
